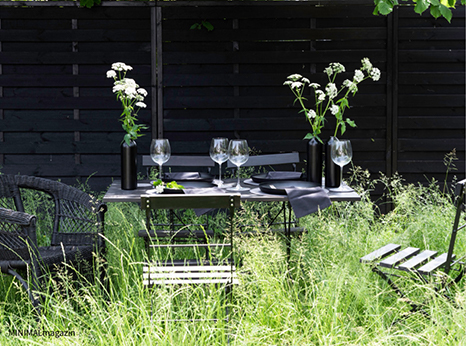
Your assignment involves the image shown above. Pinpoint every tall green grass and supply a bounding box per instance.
[0,172,464,345]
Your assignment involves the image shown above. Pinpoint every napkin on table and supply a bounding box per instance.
[284,187,331,218]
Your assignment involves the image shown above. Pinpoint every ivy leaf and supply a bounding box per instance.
[439,4,453,21]
[374,0,394,15]
[430,4,442,18]
[414,0,430,14]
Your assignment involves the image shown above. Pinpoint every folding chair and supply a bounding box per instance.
[360,178,466,320]
[227,152,304,237]
[140,194,241,322]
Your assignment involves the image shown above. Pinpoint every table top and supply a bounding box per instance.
[103,179,361,203]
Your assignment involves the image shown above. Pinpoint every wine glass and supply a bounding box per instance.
[150,139,171,180]
[330,139,353,192]
[209,138,229,187]
[227,139,250,192]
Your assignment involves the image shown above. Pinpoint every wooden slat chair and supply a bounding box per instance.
[360,178,466,320]
[140,194,241,321]
[227,152,304,236]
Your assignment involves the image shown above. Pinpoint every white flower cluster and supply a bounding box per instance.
[155,184,164,194]
[107,62,148,108]
[361,57,381,82]
[325,83,337,100]
[324,62,346,77]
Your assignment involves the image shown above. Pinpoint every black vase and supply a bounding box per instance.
[325,136,341,188]
[121,140,137,190]
[306,137,323,186]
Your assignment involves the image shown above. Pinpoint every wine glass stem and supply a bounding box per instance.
[218,162,222,183]
[236,166,241,188]
[339,165,344,189]
[159,164,163,180]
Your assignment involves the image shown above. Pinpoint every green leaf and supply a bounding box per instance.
[201,21,214,32]
[430,4,442,18]
[374,0,394,15]
[80,0,100,8]
[346,118,357,128]
[340,122,347,136]
[190,23,201,30]
[303,133,315,140]
[414,0,430,14]
[447,0,455,6]
[439,4,453,21]
[429,0,440,6]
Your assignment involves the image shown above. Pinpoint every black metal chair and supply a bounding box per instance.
[228,152,304,236]
[0,174,107,309]
[140,193,241,321]
[360,178,466,321]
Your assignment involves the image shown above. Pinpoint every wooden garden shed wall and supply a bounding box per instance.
[0,1,464,192]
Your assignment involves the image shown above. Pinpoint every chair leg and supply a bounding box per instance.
[371,266,427,316]
[7,268,41,313]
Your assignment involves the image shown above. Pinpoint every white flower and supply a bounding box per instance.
[370,67,381,81]
[287,74,303,81]
[307,110,317,119]
[106,70,116,79]
[112,62,133,71]
[155,185,164,194]
[112,84,125,93]
[301,77,310,84]
[283,80,293,86]
[291,82,303,90]
[136,102,146,108]
[330,62,345,73]
[123,78,138,88]
[343,79,358,92]
[353,69,364,83]
[324,66,333,77]
[316,90,326,102]
[137,88,148,97]
[330,104,339,115]
[325,83,337,100]
[309,83,320,89]
[361,57,372,72]
[124,87,137,98]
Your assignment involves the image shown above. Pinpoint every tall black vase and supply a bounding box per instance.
[325,136,341,188]
[306,137,323,186]
[121,140,137,190]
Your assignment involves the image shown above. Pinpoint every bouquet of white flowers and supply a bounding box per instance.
[284,58,381,142]
[106,62,148,145]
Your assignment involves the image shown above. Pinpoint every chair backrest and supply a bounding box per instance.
[226,152,300,171]
[8,175,106,247]
[444,178,466,274]
[142,155,215,177]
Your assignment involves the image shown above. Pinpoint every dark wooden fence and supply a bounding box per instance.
[0,1,464,193]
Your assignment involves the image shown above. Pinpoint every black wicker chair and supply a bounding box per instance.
[0,174,107,308]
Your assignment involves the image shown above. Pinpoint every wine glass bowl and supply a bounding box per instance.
[150,139,171,180]
[330,139,353,192]
[227,139,250,192]
[209,138,229,187]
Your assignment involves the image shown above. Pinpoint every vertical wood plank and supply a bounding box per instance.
[151,5,158,140]
[156,6,163,139]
